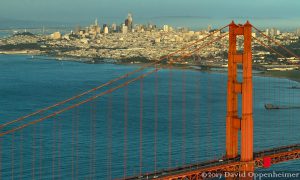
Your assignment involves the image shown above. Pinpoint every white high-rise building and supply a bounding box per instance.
[163,25,169,32]
[265,29,269,36]
[208,25,212,31]
[269,28,278,36]
[104,26,109,34]
[276,30,281,35]
[122,24,128,34]
[296,28,300,35]
[111,23,117,32]
[95,18,98,26]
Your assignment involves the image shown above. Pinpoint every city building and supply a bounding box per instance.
[266,28,280,36]
[50,32,61,40]
[208,25,212,32]
[265,29,270,36]
[134,25,145,33]
[296,28,300,35]
[74,25,81,34]
[88,18,101,36]
[111,23,117,32]
[122,24,128,34]
[147,23,157,31]
[163,25,169,32]
[125,13,133,32]
[276,30,281,35]
[104,26,109,34]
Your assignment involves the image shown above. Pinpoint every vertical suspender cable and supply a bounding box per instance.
[263,60,267,153]
[75,108,79,179]
[32,124,36,179]
[93,101,97,178]
[72,109,75,179]
[107,94,112,180]
[39,121,43,179]
[168,66,172,168]
[207,69,212,159]
[89,101,96,179]
[20,130,23,179]
[90,102,93,178]
[139,78,144,175]
[52,117,56,180]
[124,85,128,178]
[288,79,291,144]
[182,69,186,165]
[292,80,295,142]
[276,76,280,145]
[59,118,62,179]
[11,133,14,179]
[194,69,200,162]
[154,65,158,173]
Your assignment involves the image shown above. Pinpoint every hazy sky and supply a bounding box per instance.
[0,0,300,28]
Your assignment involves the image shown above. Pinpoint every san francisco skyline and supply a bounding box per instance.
[0,0,300,29]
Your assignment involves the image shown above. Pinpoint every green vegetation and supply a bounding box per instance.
[264,70,300,82]
[0,43,40,50]
[264,39,300,58]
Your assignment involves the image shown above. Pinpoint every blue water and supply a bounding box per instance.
[0,55,299,179]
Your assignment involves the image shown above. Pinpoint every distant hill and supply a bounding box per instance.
[0,17,73,30]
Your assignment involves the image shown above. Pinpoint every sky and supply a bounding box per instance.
[0,0,300,29]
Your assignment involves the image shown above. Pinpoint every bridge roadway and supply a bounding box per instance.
[123,144,300,180]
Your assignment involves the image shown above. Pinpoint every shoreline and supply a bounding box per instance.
[1,52,300,84]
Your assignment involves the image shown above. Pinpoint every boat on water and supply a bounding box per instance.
[290,86,300,89]
[265,104,300,110]
[265,104,282,109]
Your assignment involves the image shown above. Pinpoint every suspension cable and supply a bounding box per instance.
[252,36,286,59]
[0,32,228,137]
[0,25,229,129]
[174,33,228,62]
[253,26,300,59]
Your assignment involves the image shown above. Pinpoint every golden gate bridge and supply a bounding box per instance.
[1,21,300,179]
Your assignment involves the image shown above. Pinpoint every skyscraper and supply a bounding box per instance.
[208,25,212,32]
[90,19,101,35]
[296,28,300,35]
[265,29,270,36]
[104,26,109,34]
[122,24,128,34]
[74,25,81,34]
[95,18,98,26]
[163,25,169,32]
[125,13,133,32]
[111,23,117,32]
[103,24,108,30]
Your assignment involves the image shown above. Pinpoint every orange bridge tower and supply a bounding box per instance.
[226,21,254,175]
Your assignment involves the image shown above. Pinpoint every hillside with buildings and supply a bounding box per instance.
[0,14,299,71]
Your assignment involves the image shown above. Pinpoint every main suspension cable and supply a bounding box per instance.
[252,36,286,59]
[0,24,229,129]
[253,26,300,59]
[0,32,228,137]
